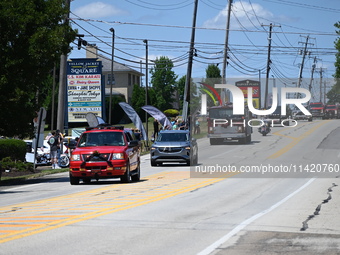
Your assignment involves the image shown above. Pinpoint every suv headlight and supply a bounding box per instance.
[71,154,81,161]
[112,153,124,160]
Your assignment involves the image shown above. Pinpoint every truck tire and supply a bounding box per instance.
[69,174,80,185]
[210,138,221,145]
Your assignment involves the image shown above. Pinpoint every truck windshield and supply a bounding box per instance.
[78,132,125,147]
[209,108,243,119]
[310,103,323,107]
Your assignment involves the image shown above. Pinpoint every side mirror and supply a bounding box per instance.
[128,140,139,147]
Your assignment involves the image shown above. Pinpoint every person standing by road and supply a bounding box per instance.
[153,118,159,139]
[55,129,64,167]
[47,131,60,169]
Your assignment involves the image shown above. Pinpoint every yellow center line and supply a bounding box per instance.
[267,120,329,159]
[0,171,228,243]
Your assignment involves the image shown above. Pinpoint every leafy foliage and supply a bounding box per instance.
[0,0,77,138]
[327,22,340,104]
[0,139,27,161]
[131,84,146,121]
[164,109,179,117]
[149,56,178,111]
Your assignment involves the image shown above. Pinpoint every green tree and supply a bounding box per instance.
[150,56,178,111]
[0,0,77,138]
[201,64,222,107]
[206,64,222,79]
[327,21,340,104]
[131,84,146,121]
[177,75,186,109]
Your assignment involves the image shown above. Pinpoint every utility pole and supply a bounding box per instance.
[109,28,115,124]
[309,56,317,93]
[51,64,56,131]
[143,39,149,146]
[182,0,198,122]
[222,0,233,86]
[297,35,314,96]
[319,67,323,102]
[57,0,70,134]
[324,80,327,104]
[262,23,280,109]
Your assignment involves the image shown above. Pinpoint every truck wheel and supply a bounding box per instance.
[131,162,140,182]
[151,160,157,167]
[210,138,221,145]
[121,164,131,183]
[69,174,80,185]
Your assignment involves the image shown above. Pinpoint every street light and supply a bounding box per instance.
[109,28,114,124]
[143,39,149,145]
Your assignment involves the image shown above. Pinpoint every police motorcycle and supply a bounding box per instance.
[258,118,271,136]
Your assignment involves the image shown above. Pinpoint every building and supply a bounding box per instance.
[86,45,144,104]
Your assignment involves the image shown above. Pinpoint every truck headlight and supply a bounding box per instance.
[71,154,81,161]
[112,153,124,160]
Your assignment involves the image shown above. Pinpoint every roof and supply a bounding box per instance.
[99,54,144,76]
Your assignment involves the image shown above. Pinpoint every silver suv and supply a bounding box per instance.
[150,130,198,166]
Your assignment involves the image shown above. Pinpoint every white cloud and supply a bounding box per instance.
[73,2,126,18]
[203,1,274,29]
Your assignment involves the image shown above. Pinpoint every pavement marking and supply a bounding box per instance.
[197,178,316,255]
[267,120,329,159]
[0,171,228,244]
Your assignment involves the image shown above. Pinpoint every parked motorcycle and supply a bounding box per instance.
[34,141,70,168]
[258,122,271,136]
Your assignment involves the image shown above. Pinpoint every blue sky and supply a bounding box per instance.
[69,0,340,99]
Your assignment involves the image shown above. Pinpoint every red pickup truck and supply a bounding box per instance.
[69,125,141,185]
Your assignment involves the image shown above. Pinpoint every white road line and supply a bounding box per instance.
[197,178,316,255]
[209,147,240,159]
[2,183,43,192]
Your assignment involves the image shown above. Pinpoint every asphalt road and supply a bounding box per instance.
[0,119,340,255]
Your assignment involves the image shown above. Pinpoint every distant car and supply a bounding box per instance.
[150,130,198,166]
[293,111,313,121]
[265,106,289,126]
[69,125,141,185]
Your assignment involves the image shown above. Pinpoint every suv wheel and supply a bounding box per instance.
[121,164,131,183]
[151,160,157,167]
[131,161,140,182]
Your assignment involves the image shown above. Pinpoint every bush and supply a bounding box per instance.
[0,157,34,172]
[0,139,27,161]
[164,109,179,117]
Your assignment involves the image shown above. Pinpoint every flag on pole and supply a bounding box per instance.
[119,102,148,140]
[142,105,172,129]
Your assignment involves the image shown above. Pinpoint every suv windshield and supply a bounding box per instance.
[78,132,125,147]
[157,132,189,142]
